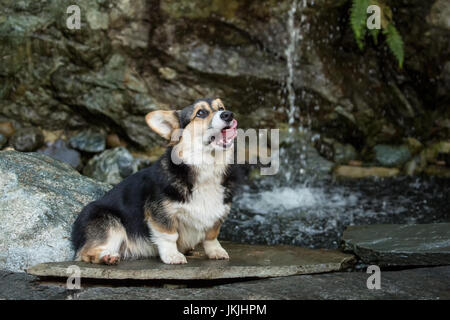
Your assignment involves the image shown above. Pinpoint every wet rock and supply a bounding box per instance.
[10,127,45,152]
[404,156,422,176]
[27,242,355,280]
[314,137,357,164]
[0,122,15,138]
[0,0,447,153]
[106,133,126,148]
[405,137,423,155]
[131,147,166,170]
[334,166,400,178]
[373,145,412,168]
[279,130,335,179]
[69,129,106,153]
[0,270,68,300]
[427,0,450,30]
[424,165,450,178]
[420,141,450,168]
[0,151,111,272]
[0,134,7,149]
[37,139,82,170]
[42,129,64,144]
[78,266,450,300]
[333,143,358,164]
[83,147,139,185]
[342,223,450,266]
[86,9,109,30]
[10,266,450,300]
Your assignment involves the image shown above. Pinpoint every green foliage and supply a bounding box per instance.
[384,23,404,68]
[349,0,404,68]
[350,0,369,50]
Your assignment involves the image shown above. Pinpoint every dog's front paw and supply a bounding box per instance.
[99,250,121,265]
[160,251,188,264]
[206,247,229,260]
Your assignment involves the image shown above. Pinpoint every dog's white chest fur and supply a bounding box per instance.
[172,165,229,251]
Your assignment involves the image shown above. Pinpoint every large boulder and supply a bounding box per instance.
[0,151,111,272]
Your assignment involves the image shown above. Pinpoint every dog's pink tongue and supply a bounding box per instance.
[221,119,238,140]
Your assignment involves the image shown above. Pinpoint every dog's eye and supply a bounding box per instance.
[196,109,208,118]
[218,107,225,111]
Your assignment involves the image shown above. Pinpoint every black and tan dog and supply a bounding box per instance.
[71,98,240,265]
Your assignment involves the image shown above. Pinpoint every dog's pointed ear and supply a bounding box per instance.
[145,110,180,140]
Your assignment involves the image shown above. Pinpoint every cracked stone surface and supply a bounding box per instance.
[26,242,355,280]
[2,266,449,300]
[342,223,450,266]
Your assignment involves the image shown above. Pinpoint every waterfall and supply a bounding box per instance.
[285,0,308,126]
[285,0,299,126]
[281,0,316,182]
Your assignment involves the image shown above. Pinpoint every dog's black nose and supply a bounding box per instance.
[220,111,234,122]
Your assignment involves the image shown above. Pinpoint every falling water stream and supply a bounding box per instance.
[285,0,299,126]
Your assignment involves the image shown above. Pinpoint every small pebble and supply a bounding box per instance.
[10,127,44,152]
[0,122,15,138]
[69,129,106,153]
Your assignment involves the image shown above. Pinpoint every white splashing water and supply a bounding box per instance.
[237,186,359,215]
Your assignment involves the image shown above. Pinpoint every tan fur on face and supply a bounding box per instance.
[211,99,225,111]
[190,102,211,121]
[173,103,216,164]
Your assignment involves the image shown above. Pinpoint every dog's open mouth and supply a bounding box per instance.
[211,119,238,148]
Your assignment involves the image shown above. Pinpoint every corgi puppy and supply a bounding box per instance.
[71,98,241,265]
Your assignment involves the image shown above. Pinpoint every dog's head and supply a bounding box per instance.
[145,98,237,163]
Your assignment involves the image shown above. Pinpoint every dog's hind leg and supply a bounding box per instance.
[76,214,127,265]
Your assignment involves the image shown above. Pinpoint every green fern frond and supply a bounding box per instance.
[370,28,380,45]
[349,0,405,68]
[350,0,370,50]
[384,23,404,68]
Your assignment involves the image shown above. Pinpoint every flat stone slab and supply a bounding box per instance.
[26,242,354,280]
[3,266,450,300]
[342,223,450,266]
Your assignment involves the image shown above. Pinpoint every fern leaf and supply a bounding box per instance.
[384,23,404,68]
[350,0,370,50]
[370,28,380,45]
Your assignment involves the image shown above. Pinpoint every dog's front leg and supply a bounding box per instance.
[203,222,229,260]
[146,208,186,264]
[154,231,187,264]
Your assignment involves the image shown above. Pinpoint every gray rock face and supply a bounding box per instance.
[0,151,111,272]
[373,144,412,167]
[342,223,450,266]
[10,127,44,152]
[427,0,450,30]
[69,129,106,153]
[0,0,448,152]
[83,147,139,184]
[27,242,355,280]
